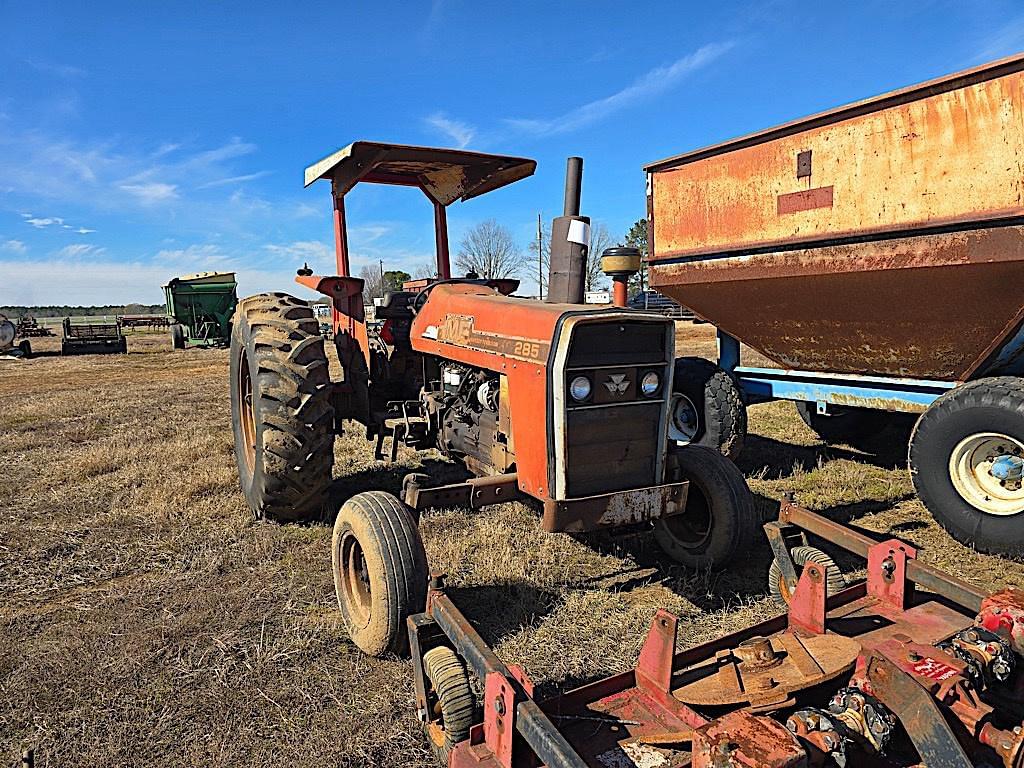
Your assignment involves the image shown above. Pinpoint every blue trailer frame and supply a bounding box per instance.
[715,330,958,415]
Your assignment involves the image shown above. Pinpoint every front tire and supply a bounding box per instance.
[332,491,428,657]
[910,377,1024,555]
[671,357,746,460]
[230,292,334,522]
[654,445,757,569]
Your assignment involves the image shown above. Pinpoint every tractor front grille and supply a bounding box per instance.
[558,317,673,498]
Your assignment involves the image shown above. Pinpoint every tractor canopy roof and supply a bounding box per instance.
[303,141,536,206]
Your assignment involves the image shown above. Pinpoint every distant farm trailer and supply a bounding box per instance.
[118,314,171,329]
[164,272,238,349]
[61,317,127,355]
[15,316,55,337]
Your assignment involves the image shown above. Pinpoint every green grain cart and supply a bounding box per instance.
[163,271,238,349]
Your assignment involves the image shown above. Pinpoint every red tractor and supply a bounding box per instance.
[229,142,755,655]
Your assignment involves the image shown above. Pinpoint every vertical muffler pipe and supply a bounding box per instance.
[546,157,589,304]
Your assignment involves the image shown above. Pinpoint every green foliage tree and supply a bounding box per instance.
[383,270,411,291]
[621,218,649,296]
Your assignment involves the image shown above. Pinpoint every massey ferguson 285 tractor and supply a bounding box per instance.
[229,142,755,656]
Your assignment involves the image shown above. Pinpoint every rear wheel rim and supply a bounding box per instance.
[949,432,1024,516]
[669,393,700,444]
[237,354,256,472]
[340,531,372,626]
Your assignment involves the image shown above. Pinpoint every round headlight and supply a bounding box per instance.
[569,375,592,401]
[640,371,661,396]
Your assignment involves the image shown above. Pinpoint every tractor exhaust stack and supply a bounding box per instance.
[546,157,589,304]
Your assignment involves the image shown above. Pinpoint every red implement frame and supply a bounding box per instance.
[408,501,1024,768]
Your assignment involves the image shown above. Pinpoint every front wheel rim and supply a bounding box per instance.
[949,432,1024,516]
[339,531,372,627]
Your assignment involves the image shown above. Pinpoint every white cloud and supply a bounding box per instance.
[55,243,106,258]
[977,15,1024,61]
[264,241,333,269]
[1,239,27,253]
[25,216,64,228]
[119,181,179,204]
[76,227,96,234]
[424,112,476,148]
[199,171,271,188]
[0,256,295,305]
[24,58,86,78]
[506,42,734,137]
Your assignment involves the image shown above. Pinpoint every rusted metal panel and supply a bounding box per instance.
[303,141,536,204]
[651,225,1024,380]
[648,55,1024,260]
[540,480,688,532]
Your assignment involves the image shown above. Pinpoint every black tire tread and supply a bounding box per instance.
[654,445,757,569]
[909,376,1024,554]
[335,491,428,657]
[232,292,334,522]
[673,356,746,460]
[422,646,474,763]
[767,545,847,608]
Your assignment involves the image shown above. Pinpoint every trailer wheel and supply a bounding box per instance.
[332,491,428,657]
[767,546,846,608]
[671,357,746,460]
[230,292,334,522]
[655,445,757,569]
[910,377,1024,555]
[422,646,475,765]
[170,323,186,349]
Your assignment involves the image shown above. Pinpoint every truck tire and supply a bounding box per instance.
[767,545,846,608]
[422,646,475,764]
[170,323,186,349]
[18,339,31,359]
[671,357,746,460]
[332,491,428,657]
[230,292,334,522]
[654,445,757,569]
[909,377,1024,555]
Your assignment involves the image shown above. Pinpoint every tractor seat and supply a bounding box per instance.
[375,291,415,319]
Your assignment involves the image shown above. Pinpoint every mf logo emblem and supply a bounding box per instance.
[604,373,630,395]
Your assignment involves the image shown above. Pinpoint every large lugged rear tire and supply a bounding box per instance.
[230,292,334,522]
[910,377,1024,555]
[671,357,746,460]
[332,491,428,657]
[654,445,757,569]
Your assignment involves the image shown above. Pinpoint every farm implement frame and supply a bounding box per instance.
[408,500,1024,768]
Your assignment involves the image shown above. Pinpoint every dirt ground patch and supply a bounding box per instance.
[3,324,1024,767]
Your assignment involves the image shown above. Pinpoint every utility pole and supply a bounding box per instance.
[379,258,385,290]
[537,213,543,300]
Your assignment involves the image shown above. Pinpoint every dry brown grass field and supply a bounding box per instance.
[4,323,1024,767]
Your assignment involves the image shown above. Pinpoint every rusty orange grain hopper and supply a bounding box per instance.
[645,54,1024,555]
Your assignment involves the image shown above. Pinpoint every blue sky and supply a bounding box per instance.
[2,0,1023,305]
